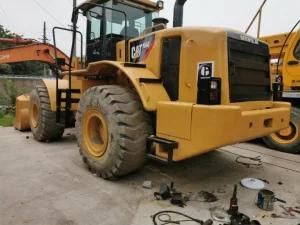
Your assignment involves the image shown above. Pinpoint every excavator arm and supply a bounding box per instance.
[0,38,70,71]
[0,37,36,45]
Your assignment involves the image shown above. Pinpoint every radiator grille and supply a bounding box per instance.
[228,37,271,102]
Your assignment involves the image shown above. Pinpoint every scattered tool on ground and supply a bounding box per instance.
[279,204,300,216]
[142,180,153,189]
[228,185,239,216]
[210,206,231,223]
[271,213,297,219]
[226,185,262,225]
[187,191,218,203]
[240,178,266,190]
[256,189,286,211]
[235,156,262,167]
[154,182,187,207]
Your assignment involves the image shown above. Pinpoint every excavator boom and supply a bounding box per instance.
[0,37,36,45]
[0,38,70,71]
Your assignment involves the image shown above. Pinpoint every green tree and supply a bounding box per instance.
[0,64,12,74]
[0,24,18,48]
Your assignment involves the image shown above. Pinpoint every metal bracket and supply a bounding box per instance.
[146,135,178,164]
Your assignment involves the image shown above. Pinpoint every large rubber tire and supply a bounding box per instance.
[263,107,300,153]
[29,85,64,142]
[76,85,153,179]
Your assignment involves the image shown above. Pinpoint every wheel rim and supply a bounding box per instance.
[30,102,39,128]
[82,108,108,158]
[270,122,299,144]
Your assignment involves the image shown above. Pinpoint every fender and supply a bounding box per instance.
[68,60,170,111]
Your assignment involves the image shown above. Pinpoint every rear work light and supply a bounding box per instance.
[197,77,222,105]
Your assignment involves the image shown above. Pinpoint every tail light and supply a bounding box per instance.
[197,77,222,105]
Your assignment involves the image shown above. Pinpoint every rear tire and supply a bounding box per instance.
[76,85,153,179]
[29,85,64,142]
[263,107,300,153]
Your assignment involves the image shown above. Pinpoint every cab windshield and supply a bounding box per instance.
[86,0,158,41]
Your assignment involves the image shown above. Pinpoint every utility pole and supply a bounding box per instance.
[43,21,47,43]
[72,0,77,57]
[43,21,48,76]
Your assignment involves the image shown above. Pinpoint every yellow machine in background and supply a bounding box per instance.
[15,0,290,179]
[244,0,300,154]
[261,26,300,153]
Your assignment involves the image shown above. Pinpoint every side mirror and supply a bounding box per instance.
[71,8,79,24]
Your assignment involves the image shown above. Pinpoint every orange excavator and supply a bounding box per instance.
[0,37,72,130]
[0,37,70,71]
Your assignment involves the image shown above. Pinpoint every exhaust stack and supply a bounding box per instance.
[173,0,187,27]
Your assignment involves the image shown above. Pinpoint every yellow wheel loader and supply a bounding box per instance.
[15,0,290,179]
[261,22,300,153]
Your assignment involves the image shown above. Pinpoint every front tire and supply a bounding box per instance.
[263,107,300,153]
[29,85,64,142]
[76,85,152,179]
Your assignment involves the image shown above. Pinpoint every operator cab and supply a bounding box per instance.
[79,0,162,64]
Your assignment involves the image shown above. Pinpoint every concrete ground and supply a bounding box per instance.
[0,127,299,225]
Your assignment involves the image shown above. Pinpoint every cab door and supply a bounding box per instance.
[283,30,300,88]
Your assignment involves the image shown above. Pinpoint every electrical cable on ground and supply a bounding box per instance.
[234,144,300,164]
[152,210,212,225]
[220,148,300,174]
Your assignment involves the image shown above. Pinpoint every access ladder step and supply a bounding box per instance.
[57,89,81,94]
[58,98,80,103]
[146,135,178,164]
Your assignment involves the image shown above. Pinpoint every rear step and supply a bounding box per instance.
[56,88,81,128]
[146,135,178,164]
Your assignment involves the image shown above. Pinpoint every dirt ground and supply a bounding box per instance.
[0,127,299,225]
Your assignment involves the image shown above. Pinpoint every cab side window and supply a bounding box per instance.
[294,40,300,60]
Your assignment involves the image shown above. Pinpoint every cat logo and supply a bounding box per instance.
[198,61,214,79]
[131,43,144,60]
[130,35,155,63]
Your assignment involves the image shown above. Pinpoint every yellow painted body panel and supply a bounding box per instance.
[14,94,30,131]
[157,102,192,140]
[67,60,170,111]
[156,101,290,161]
[118,27,231,104]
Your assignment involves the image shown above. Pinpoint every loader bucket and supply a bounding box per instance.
[14,94,30,131]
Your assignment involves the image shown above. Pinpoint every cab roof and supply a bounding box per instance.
[78,0,160,12]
